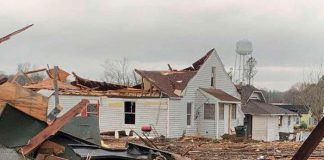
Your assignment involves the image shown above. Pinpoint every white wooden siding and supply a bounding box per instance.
[99,97,169,137]
[48,95,101,117]
[252,115,296,141]
[168,99,187,138]
[279,115,297,133]
[171,50,244,139]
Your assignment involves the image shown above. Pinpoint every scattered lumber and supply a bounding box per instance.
[0,82,48,121]
[0,24,33,44]
[39,140,65,155]
[19,99,89,155]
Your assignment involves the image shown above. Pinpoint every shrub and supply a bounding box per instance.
[299,121,308,129]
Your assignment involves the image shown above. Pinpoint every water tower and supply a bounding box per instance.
[233,40,253,84]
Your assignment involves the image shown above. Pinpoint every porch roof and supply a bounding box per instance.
[200,88,240,102]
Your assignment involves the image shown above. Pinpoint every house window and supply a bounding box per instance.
[231,104,237,119]
[211,67,216,87]
[81,103,98,117]
[296,117,300,125]
[204,103,215,120]
[87,104,98,116]
[219,103,224,120]
[124,101,136,124]
[278,116,283,126]
[288,116,291,126]
[187,103,192,126]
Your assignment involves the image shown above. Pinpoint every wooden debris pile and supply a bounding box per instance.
[0,82,183,160]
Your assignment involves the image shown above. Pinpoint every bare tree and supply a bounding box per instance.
[297,64,324,124]
[245,57,257,85]
[102,58,140,86]
[16,63,45,85]
[282,83,303,104]
[260,88,284,103]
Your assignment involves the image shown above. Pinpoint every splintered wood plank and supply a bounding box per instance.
[39,140,65,155]
[19,99,89,156]
[0,82,48,121]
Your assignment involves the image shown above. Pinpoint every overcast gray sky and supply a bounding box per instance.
[1,0,324,91]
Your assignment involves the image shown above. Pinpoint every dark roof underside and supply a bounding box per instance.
[242,100,297,115]
[200,88,240,102]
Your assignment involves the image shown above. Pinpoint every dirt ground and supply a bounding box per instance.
[102,136,324,160]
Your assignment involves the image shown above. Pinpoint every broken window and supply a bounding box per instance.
[278,116,283,126]
[219,103,224,120]
[204,103,215,120]
[231,104,236,119]
[81,103,98,117]
[211,67,216,87]
[187,102,192,126]
[124,101,136,124]
[87,104,98,116]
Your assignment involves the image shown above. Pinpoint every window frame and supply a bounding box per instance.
[187,102,192,126]
[211,66,216,87]
[204,103,215,120]
[278,116,283,126]
[296,117,300,125]
[124,101,136,125]
[288,115,291,126]
[219,103,224,120]
[231,104,237,120]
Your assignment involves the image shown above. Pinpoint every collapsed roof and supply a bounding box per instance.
[24,78,79,90]
[135,70,197,97]
[71,72,127,91]
[135,49,215,97]
[182,48,214,71]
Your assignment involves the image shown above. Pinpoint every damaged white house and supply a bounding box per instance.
[24,49,245,139]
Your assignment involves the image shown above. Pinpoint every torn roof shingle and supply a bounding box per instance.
[182,48,214,71]
[200,88,240,102]
[135,70,197,97]
[242,100,297,115]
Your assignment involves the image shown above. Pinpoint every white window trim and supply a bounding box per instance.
[124,101,136,125]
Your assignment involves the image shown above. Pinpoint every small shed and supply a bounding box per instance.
[238,85,298,141]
